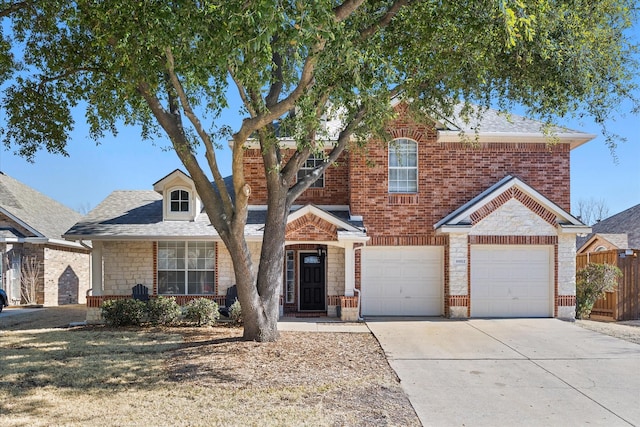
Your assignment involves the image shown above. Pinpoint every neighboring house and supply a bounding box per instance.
[64,102,592,322]
[577,203,640,253]
[0,172,91,305]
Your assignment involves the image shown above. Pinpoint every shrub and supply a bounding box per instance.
[147,296,181,326]
[184,298,219,326]
[101,299,147,327]
[576,263,622,319]
[229,300,242,325]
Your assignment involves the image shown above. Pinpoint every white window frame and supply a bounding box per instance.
[165,187,193,220]
[157,241,215,295]
[170,189,190,212]
[388,138,418,193]
[297,153,325,188]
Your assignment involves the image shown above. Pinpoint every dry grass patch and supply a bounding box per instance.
[0,325,419,426]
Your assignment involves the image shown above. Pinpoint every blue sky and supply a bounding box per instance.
[2,33,639,218]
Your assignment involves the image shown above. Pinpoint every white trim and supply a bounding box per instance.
[248,204,351,211]
[435,176,586,231]
[436,225,472,234]
[388,138,419,194]
[165,186,195,221]
[559,224,592,235]
[287,204,361,232]
[152,169,193,193]
[0,207,44,238]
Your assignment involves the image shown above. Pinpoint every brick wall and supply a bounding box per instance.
[44,245,91,306]
[345,104,569,241]
[243,148,349,206]
[242,106,570,243]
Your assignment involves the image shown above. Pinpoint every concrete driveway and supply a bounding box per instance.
[367,318,640,427]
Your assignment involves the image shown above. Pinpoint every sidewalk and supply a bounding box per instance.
[277,318,369,333]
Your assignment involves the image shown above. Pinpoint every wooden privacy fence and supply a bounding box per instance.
[576,249,640,321]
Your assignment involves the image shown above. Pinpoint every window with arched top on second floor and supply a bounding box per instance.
[170,189,190,213]
[388,138,418,193]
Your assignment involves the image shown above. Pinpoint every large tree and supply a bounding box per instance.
[2,1,637,340]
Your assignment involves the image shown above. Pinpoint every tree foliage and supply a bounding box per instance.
[575,262,622,319]
[0,1,637,340]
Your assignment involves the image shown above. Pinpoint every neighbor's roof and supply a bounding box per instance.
[577,203,640,250]
[0,172,84,244]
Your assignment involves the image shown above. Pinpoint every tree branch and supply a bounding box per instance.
[286,100,367,205]
[359,0,408,40]
[334,0,366,22]
[137,80,231,239]
[0,1,31,18]
[165,47,234,220]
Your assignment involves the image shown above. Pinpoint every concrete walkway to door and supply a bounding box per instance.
[367,318,640,427]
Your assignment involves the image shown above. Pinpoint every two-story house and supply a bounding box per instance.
[64,102,592,322]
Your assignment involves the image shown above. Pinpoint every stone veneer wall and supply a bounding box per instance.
[557,234,577,319]
[469,199,557,236]
[448,233,468,318]
[103,241,154,295]
[327,246,345,296]
[44,245,91,306]
[216,241,262,294]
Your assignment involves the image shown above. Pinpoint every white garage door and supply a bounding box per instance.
[471,245,552,317]
[361,246,443,316]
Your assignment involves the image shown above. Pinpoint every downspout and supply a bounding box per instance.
[353,245,365,321]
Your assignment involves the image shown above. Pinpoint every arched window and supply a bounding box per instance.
[170,189,190,212]
[595,246,607,252]
[388,138,418,193]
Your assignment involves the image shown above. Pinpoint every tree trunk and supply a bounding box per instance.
[240,179,289,341]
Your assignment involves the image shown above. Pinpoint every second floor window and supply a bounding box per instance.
[170,189,190,212]
[297,153,325,188]
[389,138,418,193]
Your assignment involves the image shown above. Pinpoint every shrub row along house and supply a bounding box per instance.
[0,173,90,306]
[63,102,592,322]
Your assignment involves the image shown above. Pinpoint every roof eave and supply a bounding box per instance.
[437,131,596,149]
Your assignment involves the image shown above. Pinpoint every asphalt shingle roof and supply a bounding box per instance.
[442,104,580,135]
[64,190,219,239]
[577,203,640,250]
[64,188,363,239]
[0,172,83,240]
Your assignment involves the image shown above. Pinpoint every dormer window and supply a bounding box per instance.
[153,170,201,221]
[170,190,190,212]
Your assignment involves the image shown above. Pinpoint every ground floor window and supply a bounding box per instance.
[158,241,215,295]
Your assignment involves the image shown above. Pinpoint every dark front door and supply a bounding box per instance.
[299,253,325,311]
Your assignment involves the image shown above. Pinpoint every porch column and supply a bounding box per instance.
[91,241,103,296]
[344,241,355,297]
